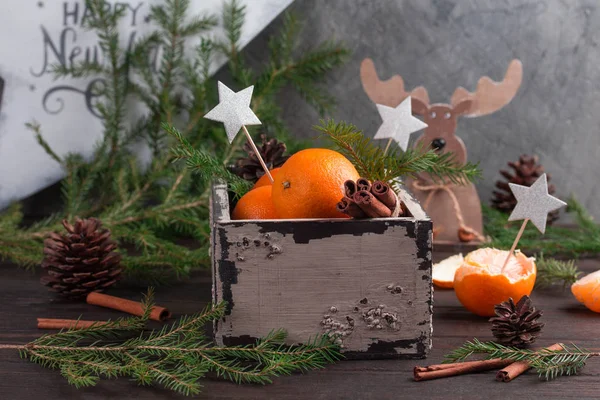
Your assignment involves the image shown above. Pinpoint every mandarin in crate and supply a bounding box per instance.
[572,270,600,313]
[231,186,278,220]
[271,149,360,219]
[453,248,536,317]
[252,168,281,189]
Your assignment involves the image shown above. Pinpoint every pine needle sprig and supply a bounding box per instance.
[536,254,582,289]
[444,338,599,381]
[316,119,480,184]
[2,294,341,396]
[568,196,600,234]
[165,123,252,198]
[483,199,600,256]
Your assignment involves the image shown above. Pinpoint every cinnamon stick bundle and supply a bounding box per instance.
[337,178,403,219]
[86,292,171,322]
[37,318,111,330]
[414,358,513,381]
[496,343,563,382]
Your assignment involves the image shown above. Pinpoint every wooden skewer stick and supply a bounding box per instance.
[501,218,529,272]
[383,138,394,156]
[242,125,273,183]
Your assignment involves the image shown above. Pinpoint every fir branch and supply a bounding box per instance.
[483,202,600,256]
[165,123,252,197]
[316,119,480,184]
[26,122,63,165]
[0,299,341,396]
[221,0,246,76]
[253,13,349,114]
[568,196,600,233]
[444,339,599,381]
[536,254,582,289]
[50,61,108,79]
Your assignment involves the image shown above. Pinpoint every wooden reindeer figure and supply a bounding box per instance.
[360,58,523,243]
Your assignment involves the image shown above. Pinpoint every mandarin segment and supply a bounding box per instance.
[571,270,600,313]
[231,186,279,220]
[271,148,360,219]
[432,253,463,289]
[453,248,536,317]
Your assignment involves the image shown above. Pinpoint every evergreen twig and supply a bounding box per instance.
[536,254,582,289]
[483,199,600,256]
[0,291,341,396]
[315,119,481,185]
[444,339,599,381]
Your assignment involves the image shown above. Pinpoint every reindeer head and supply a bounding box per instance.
[360,59,523,166]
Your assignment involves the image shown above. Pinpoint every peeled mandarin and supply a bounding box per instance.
[453,248,536,317]
[571,270,600,313]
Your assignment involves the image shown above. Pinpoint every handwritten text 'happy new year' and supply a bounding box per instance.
[30,2,154,117]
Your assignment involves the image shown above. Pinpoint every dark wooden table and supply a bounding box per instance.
[1,252,599,399]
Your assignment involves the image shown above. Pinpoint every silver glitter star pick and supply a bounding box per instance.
[374,96,428,151]
[508,173,566,234]
[204,82,261,143]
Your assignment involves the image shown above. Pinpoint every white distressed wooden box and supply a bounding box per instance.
[210,182,433,359]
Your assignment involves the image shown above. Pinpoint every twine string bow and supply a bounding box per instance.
[411,180,485,242]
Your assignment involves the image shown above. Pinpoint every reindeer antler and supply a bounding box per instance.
[450,59,523,118]
[360,58,430,108]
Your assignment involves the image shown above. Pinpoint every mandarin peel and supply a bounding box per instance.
[453,248,536,317]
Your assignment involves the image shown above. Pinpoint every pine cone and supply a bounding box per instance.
[232,134,289,182]
[489,295,544,347]
[41,218,122,299]
[492,154,559,224]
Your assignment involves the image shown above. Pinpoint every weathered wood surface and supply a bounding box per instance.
[211,183,433,358]
[1,254,599,399]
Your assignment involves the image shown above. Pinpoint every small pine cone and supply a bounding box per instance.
[491,154,559,224]
[41,218,122,299]
[232,134,290,182]
[489,295,544,347]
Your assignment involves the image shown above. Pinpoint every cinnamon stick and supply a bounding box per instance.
[414,358,513,381]
[372,180,397,210]
[37,318,111,330]
[353,190,392,218]
[344,180,359,198]
[414,358,509,373]
[496,343,563,382]
[337,197,367,218]
[356,177,372,192]
[86,292,171,322]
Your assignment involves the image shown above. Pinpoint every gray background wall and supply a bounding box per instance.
[244,0,600,219]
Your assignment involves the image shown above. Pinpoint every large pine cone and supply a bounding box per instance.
[491,154,559,224]
[489,295,544,347]
[232,134,289,182]
[41,218,122,299]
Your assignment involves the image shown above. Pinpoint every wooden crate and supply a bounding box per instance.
[210,182,433,359]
